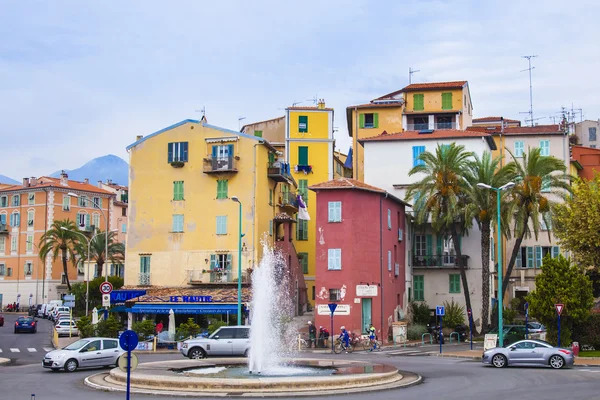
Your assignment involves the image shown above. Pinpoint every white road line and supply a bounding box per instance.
[0,349,3,353]
[10,348,20,353]
[43,347,54,352]
[27,348,37,352]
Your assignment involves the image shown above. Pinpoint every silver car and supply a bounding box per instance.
[482,339,574,369]
[42,337,125,372]
[180,326,250,359]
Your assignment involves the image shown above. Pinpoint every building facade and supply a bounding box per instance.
[0,174,114,307]
[310,178,408,340]
[574,120,600,149]
[571,145,600,180]
[472,116,521,128]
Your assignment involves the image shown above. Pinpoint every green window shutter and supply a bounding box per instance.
[222,180,228,198]
[302,220,308,240]
[413,94,424,111]
[516,248,522,268]
[436,236,443,256]
[552,246,560,258]
[458,235,462,251]
[442,92,452,110]
[373,113,379,128]
[299,253,308,274]
[268,152,275,164]
[298,146,309,166]
[269,220,273,236]
[216,180,222,199]
[449,274,461,293]
[535,246,542,268]
[299,115,308,132]
[210,254,217,269]
[359,114,365,129]
[414,275,424,301]
[426,235,433,257]
[254,130,263,138]
[526,247,534,268]
[269,189,273,205]
[226,253,232,272]
[299,180,308,205]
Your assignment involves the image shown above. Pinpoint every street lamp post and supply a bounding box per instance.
[26,240,40,305]
[231,196,245,325]
[477,181,515,347]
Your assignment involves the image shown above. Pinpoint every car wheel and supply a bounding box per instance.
[188,347,207,359]
[492,354,507,368]
[243,349,250,358]
[549,355,565,369]
[64,359,78,372]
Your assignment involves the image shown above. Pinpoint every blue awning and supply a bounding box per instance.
[130,303,239,315]
[110,305,131,313]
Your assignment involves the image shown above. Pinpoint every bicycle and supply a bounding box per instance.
[333,337,355,354]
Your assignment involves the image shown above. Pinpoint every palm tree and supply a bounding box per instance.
[465,152,513,332]
[39,219,80,291]
[500,147,571,298]
[406,143,475,315]
[88,231,125,278]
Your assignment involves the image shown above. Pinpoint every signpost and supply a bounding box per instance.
[100,281,113,320]
[555,303,564,347]
[436,306,445,354]
[102,294,111,308]
[467,309,473,350]
[524,302,529,339]
[328,303,337,353]
[119,329,139,400]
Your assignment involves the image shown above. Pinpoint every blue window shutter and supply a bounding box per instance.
[182,142,189,161]
[226,253,232,271]
[526,247,534,268]
[387,209,391,229]
[210,254,217,269]
[227,144,234,158]
[328,202,334,221]
[179,215,184,232]
[535,246,542,267]
[168,143,173,162]
[388,250,392,271]
[552,246,560,258]
[337,202,342,221]
[172,215,176,231]
[516,248,522,268]
[212,146,218,157]
[412,146,418,167]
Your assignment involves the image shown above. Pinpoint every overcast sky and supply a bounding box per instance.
[1,0,598,180]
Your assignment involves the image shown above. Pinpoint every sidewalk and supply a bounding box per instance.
[430,349,600,367]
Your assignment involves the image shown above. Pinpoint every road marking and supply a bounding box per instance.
[27,348,37,352]
[0,349,2,353]
[387,350,422,355]
[43,347,54,352]
[10,348,20,352]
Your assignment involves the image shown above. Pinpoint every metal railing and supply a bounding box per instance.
[0,224,7,233]
[139,272,151,285]
[407,123,429,131]
[267,161,292,177]
[406,122,456,131]
[203,156,237,173]
[412,255,469,268]
[187,269,250,284]
[278,190,297,208]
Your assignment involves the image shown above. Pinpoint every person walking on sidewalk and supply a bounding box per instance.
[308,321,317,348]
[156,320,164,335]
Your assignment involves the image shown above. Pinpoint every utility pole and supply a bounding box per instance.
[521,55,538,127]
[409,67,420,84]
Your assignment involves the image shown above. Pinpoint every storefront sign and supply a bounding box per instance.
[111,290,147,303]
[169,296,213,303]
[356,285,378,297]
[317,304,350,315]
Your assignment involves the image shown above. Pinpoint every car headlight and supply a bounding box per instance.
[182,343,188,349]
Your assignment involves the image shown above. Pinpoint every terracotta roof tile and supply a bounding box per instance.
[465,125,564,135]
[374,81,468,100]
[121,286,252,303]
[473,116,520,123]
[309,178,385,193]
[286,106,334,111]
[0,176,115,195]
[360,129,492,143]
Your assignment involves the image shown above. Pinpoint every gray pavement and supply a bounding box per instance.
[0,313,56,366]
[1,349,599,399]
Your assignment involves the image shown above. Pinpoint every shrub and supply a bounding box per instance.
[208,320,228,335]
[410,302,431,325]
[76,316,95,338]
[503,307,518,324]
[132,319,156,340]
[177,318,201,339]
[95,315,122,338]
[546,324,573,347]
[573,313,600,349]
[442,299,465,328]
[407,324,427,341]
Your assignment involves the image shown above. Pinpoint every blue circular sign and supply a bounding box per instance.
[119,329,139,351]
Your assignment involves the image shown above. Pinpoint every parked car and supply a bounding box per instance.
[15,316,37,333]
[482,339,574,369]
[0,313,4,327]
[55,320,79,337]
[180,326,250,359]
[50,306,71,322]
[526,322,546,333]
[42,337,125,372]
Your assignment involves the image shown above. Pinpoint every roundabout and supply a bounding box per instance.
[84,357,422,397]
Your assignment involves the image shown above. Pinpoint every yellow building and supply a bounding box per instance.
[125,119,300,295]
[347,81,473,181]
[285,100,335,305]
[333,150,352,179]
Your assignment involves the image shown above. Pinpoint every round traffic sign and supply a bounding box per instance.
[118,352,139,372]
[100,281,113,294]
[119,329,139,351]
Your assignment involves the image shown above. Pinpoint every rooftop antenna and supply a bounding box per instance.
[409,67,420,84]
[521,55,538,127]
[195,107,206,120]
[238,117,246,130]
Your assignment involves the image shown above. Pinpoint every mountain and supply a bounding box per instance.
[50,154,129,186]
[0,174,19,185]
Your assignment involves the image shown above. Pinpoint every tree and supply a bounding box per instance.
[86,231,125,278]
[465,152,513,332]
[70,275,124,315]
[552,174,600,270]
[501,147,571,299]
[38,219,81,291]
[406,143,475,315]
[526,255,593,346]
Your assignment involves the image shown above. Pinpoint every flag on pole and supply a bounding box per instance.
[297,194,311,220]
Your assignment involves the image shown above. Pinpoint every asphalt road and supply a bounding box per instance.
[0,313,56,366]
[1,348,599,400]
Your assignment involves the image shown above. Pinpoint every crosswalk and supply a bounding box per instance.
[0,347,54,354]
[384,348,432,356]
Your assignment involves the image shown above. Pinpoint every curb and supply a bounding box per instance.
[428,353,600,368]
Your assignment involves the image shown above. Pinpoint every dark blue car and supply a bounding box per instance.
[14,316,37,333]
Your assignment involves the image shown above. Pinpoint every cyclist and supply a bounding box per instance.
[368,323,378,351]
[339,326,350,352]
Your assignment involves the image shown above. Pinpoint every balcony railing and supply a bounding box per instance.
[0,224,7,234]
[139,272,151,285]
[407,123,429,131]
[203,156,238,174]
[277,190,298,211]
[267,161,294,184]
[406,122,456,131]
[412,255,469,269]
[435,121,456,130]
[188,269,250,284]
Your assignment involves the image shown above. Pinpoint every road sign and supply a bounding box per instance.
[436,306,445,316]
[100,281,113,295]
[119,329,139,351]
[64,295,75,301]
[555,303,564,316]
[118,352,138,372]
[328,303,338,314]
[102,294,111,307]
[317,304,350,315]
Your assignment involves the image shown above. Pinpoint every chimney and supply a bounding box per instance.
[136,135,143,141]
[22,178,29,187]
[98,180,103,187]
[108,179,112,184]
[84,178,89,184]
[60,170,68,186]
[30,177,38,186]
[317,99,326,109]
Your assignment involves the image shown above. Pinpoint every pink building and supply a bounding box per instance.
[310,178,409,342]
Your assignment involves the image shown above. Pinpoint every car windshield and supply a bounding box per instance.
[18,317,34,322]
[63,339,89,350]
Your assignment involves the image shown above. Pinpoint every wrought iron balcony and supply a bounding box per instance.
[0,224,8,234]
[412,255,469,269]
[277,190,298,212]
[203,156,238,174]
[139,272,151,285]
[187,269,250,284]
[267,162,294,184]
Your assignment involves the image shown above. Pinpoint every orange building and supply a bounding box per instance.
[571,145,600,181]
[0,172,115,307]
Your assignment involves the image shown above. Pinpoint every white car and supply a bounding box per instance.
[51,307,71,321]
[43,337,125,372]
[55,320,79,337]
[180,326,250,359]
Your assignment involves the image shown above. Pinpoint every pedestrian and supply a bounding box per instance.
[156,320,164,334]
[308,321,316,348]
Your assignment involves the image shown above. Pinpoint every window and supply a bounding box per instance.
[413,275,424,301]
[122,223,127,233]
[210,253,232,271]
[28,193,35,205]
[12,195,20,207]
[77,259,84,275]
[254,130,263,138]
[122,207,127,217]
[312,286,315,301]
[11,235,17,253]
[172,214,184,232]
[140,256,151,284]
[328,249,341,270]
[0,237,5,253]
[216,180,228,199]
[93,197,102,208]
[514,141,524,157]
[0,196,6,207]
[103,340,119,350]
[167,141,189,162]
[214,328,235,339]
[269,189,273,205]
[414,234,427,256]
[360,113,379,129]
[24,262,33,276]
[0,214,5,228]
[77,212,90,229]
[449,274,461,293]
[298,146,309,166]
[27,210,34,227]
[212,144,234,164]
[329,288,341,301]
[520,246,560,268]
[387,209,392,229]
[173,181,184,201]
[82,340,102,353]
[540,140,550,156]
[298,115,308,133]
[298,180,308,204]
[412,146,425,167]
[589,127,597,142]
[78,196,87,207]
[10,212,20,227]
[216,216,227,235]
[92,214,100,230]
[328,201,342,222]
[26,235,33,253]
[441,92,452,110]
[299,252,308,274]
[62,195,70,211]
[388,250,392,271]
[592,145,597,149]
[0,263,5,276]
[296,218,308,240]
[235,328,250,339]
[269,220,273,236]
[413,94,424,111]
